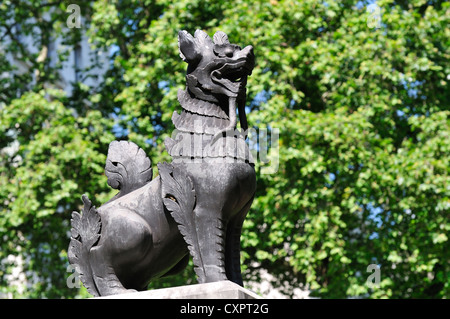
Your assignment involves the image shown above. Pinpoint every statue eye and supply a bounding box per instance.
[214,44,235,58]
[225,49,234,57]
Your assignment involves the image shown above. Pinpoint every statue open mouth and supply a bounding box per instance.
[211,47,254,96]
[211,64,248,94]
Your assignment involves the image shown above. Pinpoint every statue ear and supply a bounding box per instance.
[213,31,230,45]
[178,30,200,63]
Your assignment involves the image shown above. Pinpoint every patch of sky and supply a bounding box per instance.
[111,107,129,138]
[399,76,425,99]
[109,44,120,60]
[250,90,273,109]
[112,124,129,138]
[366,202,385,240]
[367,202,383,228]
[324,172,337,188]
[356,0,378,10]
[158,80,170,94]
[329,172,336,181]
[369,232,379,240]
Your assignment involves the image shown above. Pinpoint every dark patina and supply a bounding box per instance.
[68,30,256,296]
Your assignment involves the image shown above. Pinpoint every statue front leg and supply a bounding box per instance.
[192,208,228,283]
[225,195,254,286]
[159,162,229,284]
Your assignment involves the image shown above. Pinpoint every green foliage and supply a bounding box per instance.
[1,0,448,298]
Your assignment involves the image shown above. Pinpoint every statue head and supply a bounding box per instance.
[178,30,255,104]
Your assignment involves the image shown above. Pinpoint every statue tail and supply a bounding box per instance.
[68,194,101,297]
[104,141,153,202]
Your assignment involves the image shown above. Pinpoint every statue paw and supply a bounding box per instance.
[103,287,138,296]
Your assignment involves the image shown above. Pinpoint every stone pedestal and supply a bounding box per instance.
[96,280,261,299]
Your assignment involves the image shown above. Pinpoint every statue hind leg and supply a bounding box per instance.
[89,246,133,296]
[89,208,153,296]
